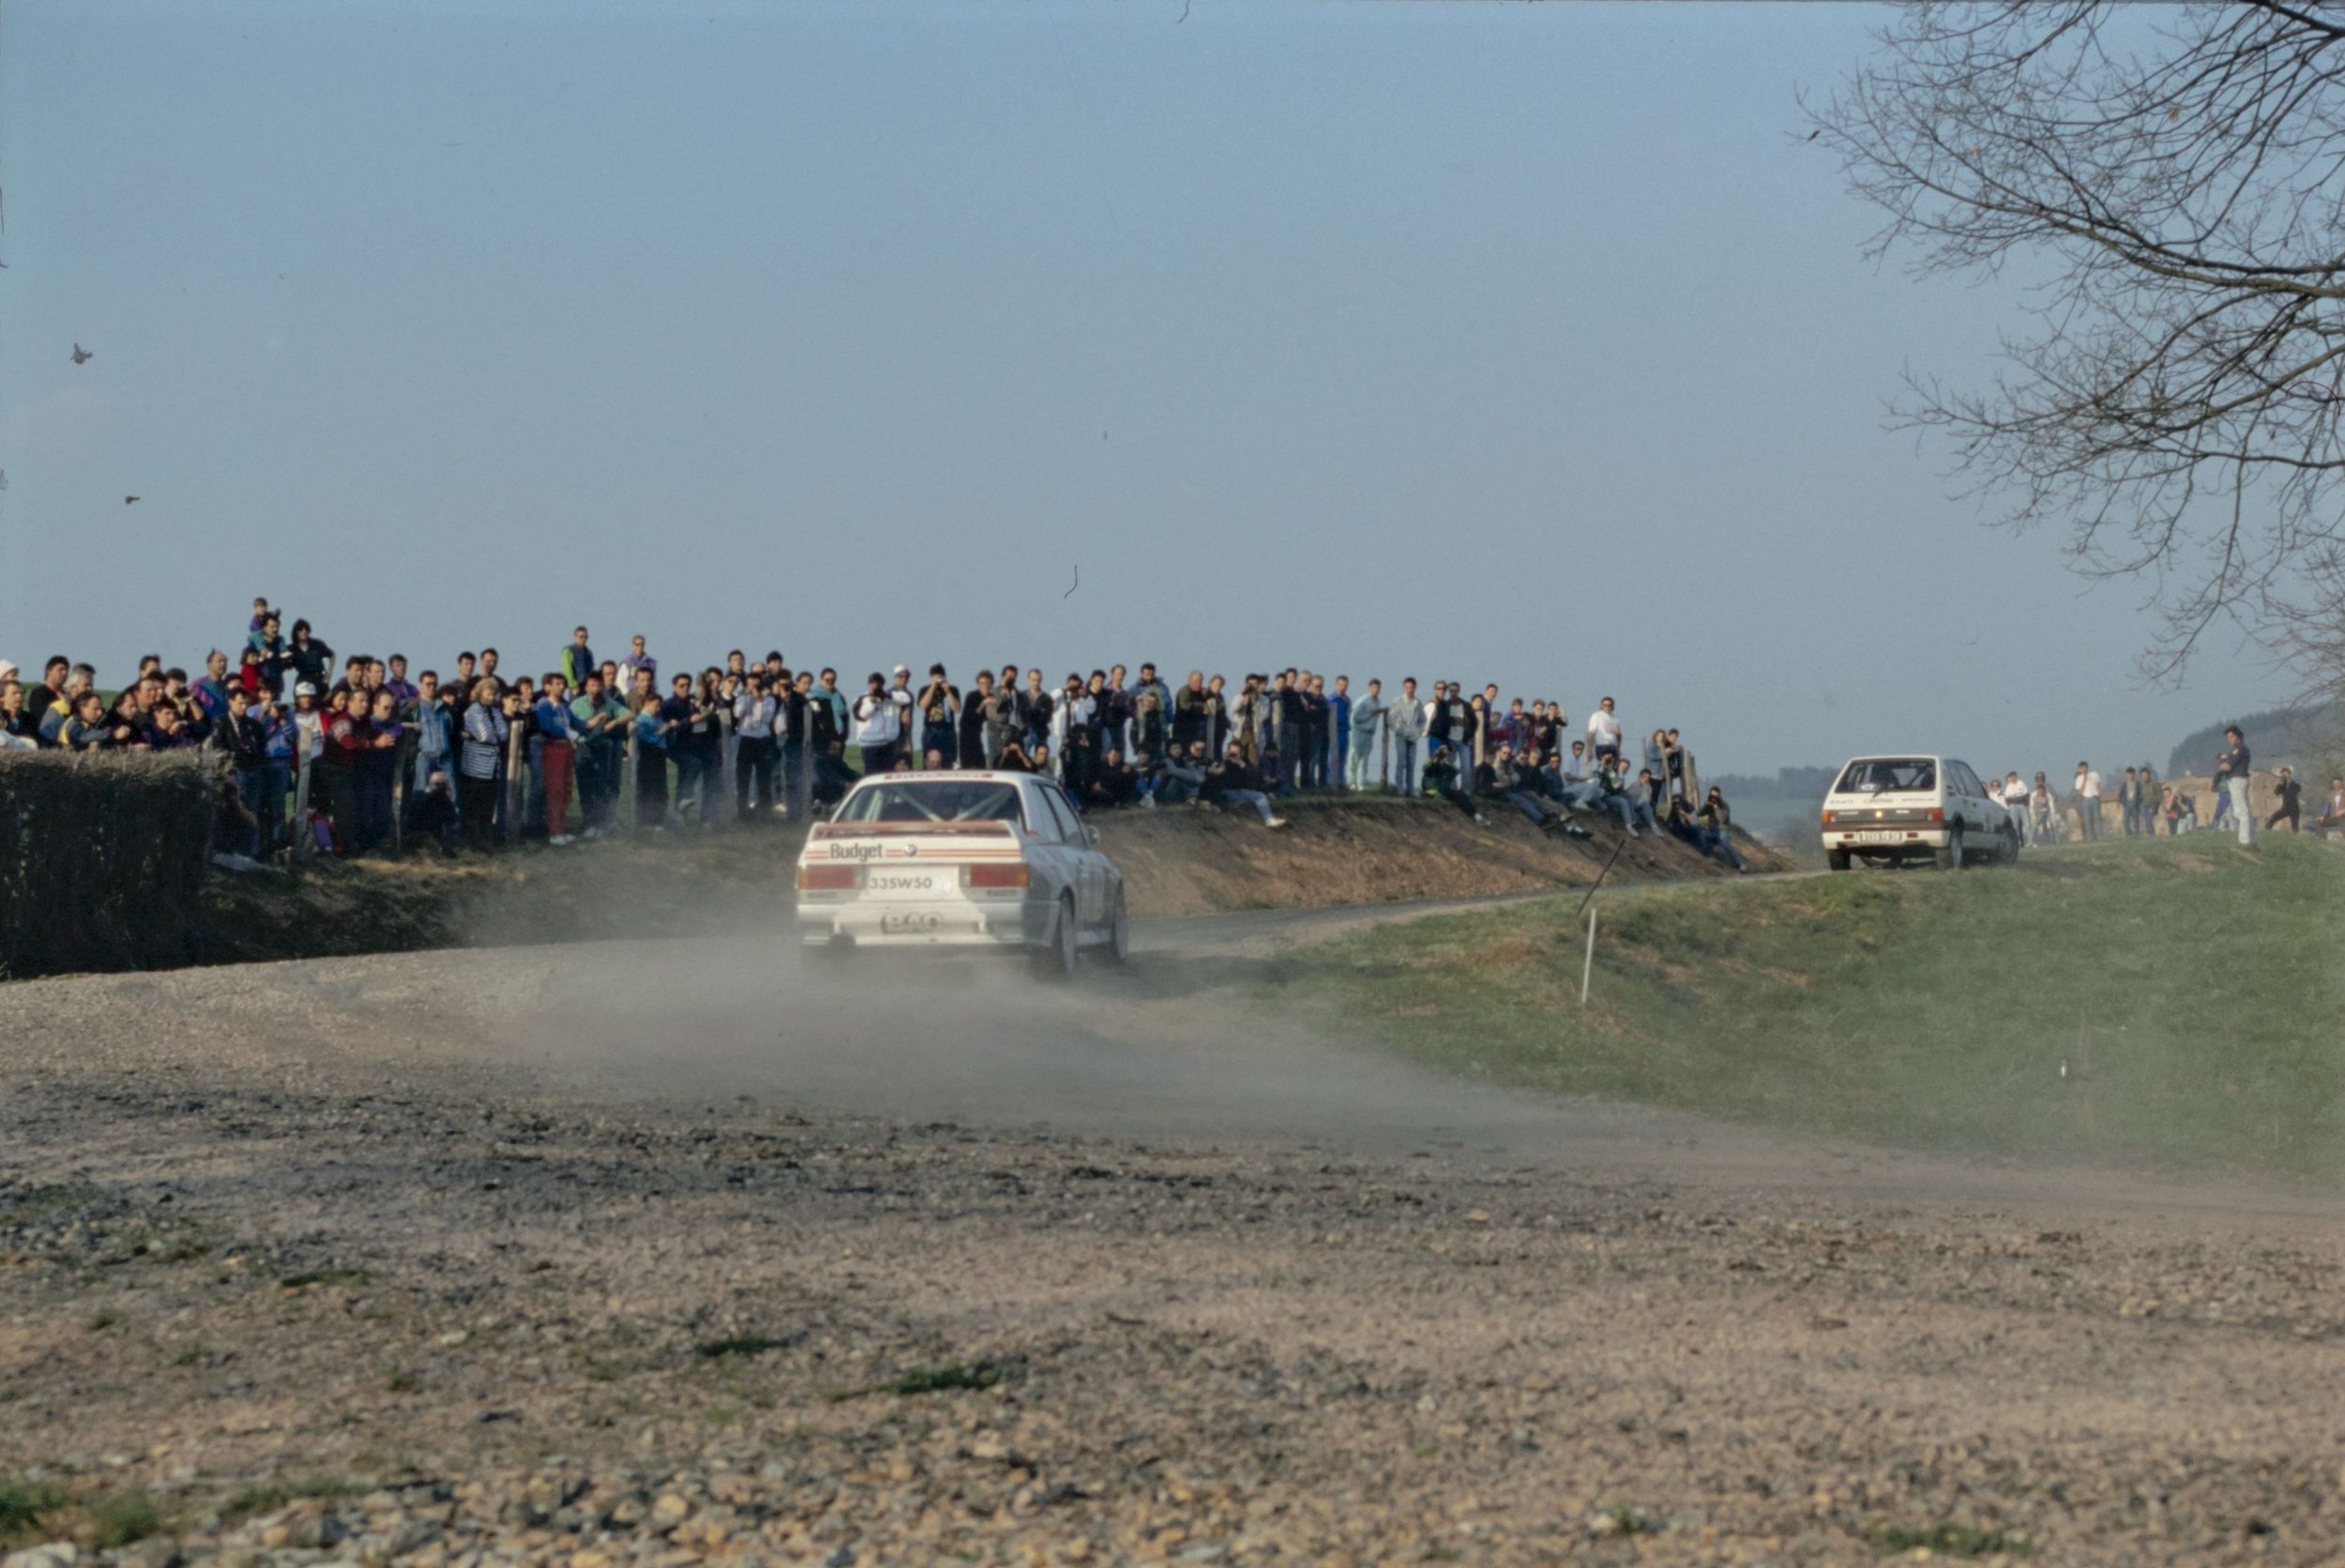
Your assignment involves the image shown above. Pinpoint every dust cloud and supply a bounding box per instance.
[407,866,2332,1227]
[481,925,1626,1159]
[427,851,1646,1162]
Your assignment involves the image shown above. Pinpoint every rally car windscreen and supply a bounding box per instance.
[1836,758,1936,794]
[835,780,1029,827]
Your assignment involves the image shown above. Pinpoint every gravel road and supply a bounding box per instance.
[2,914,2337,1567]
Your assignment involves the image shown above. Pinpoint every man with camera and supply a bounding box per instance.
[917,664,960,769]
[2264,764,2302,834]
[732,671,779,819]
[852,672,903,776]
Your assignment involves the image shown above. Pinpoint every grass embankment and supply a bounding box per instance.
[1287,835,2345,1178]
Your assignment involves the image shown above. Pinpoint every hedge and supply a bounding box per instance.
[0,748,223,978]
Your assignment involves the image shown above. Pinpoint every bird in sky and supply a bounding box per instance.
[124,495,140,505]
[71,343,93,365]
[1065,565,1080,598]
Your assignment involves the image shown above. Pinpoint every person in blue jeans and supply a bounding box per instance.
[1696,787,1748,872]
[1386,678,1423,795]
[1202,741,1289,827]
[1580,761,1648,836]
[1626,769,1663,834]
[1328,676,1353,789]
[253,689,298,854]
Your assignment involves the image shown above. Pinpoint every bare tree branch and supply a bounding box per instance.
[1808,2,2345,680]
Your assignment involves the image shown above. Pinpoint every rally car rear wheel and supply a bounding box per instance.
[1034,896,1079,981]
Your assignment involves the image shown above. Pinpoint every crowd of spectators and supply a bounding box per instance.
[0,600,1749,873]
[1985,724,2341,847]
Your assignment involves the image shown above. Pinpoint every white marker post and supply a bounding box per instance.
[1581,907,1598,1007]
[1576,837,1626,1009]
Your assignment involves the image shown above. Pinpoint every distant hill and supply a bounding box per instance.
[1710,764,1837,800]
[2165,702,2341,776]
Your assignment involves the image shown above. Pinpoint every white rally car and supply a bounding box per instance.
[794,771,1129,977]
[1821,753,2020,870]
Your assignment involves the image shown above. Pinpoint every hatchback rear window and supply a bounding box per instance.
[837,781,1028,826]
[1837,758,1936,794]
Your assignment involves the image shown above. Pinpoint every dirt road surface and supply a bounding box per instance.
[3,912,2338,1566]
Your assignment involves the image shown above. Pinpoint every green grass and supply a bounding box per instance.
[0,1184,103,1226]
[0,1481,164,1551]
[694,1334,795,1360]
[826,1361,1006,1402]
[85,1494,162,1549]
[0,1480,68,1544]
[1869,1522,2028,1557]
[885,1361,1003,1395]
[277,1268,370,1289]
[1285,835,2345,1177]
[218,1475,363,1526]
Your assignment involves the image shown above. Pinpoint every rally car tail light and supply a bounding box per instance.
[963,863,1030,889]
[797,864,861,891]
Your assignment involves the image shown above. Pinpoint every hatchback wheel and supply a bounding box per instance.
[1934,826,1966,870]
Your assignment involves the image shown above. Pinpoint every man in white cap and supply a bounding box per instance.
[887,664,916,757]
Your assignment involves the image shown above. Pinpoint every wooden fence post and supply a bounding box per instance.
[623,724,640,833]
[792,696,814,823]
[504,713,525,846]
[289,753,314,862]
[391,733,414,854]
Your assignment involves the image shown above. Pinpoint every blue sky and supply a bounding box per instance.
[0,0,2295,774]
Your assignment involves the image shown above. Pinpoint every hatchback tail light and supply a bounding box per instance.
[1822,809,1837,824]
[963,862,1030,889]
[797,864,860,891]
[1928,807,1945,823]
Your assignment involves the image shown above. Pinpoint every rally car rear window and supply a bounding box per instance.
[1836,758,1936,794]
[837,780,1029,826]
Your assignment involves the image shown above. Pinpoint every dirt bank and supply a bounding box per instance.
[1099,795,1760,915]
[171,796,1772,976]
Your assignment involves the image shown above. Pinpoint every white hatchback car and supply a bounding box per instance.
[795,771,1128,976]
[1821,754,2019,870]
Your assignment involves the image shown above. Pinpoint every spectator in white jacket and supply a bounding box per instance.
[1586,696,1624,764]
[1049,674,1096,790]
[851,672,903,774]
[2073,761,2103,841]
